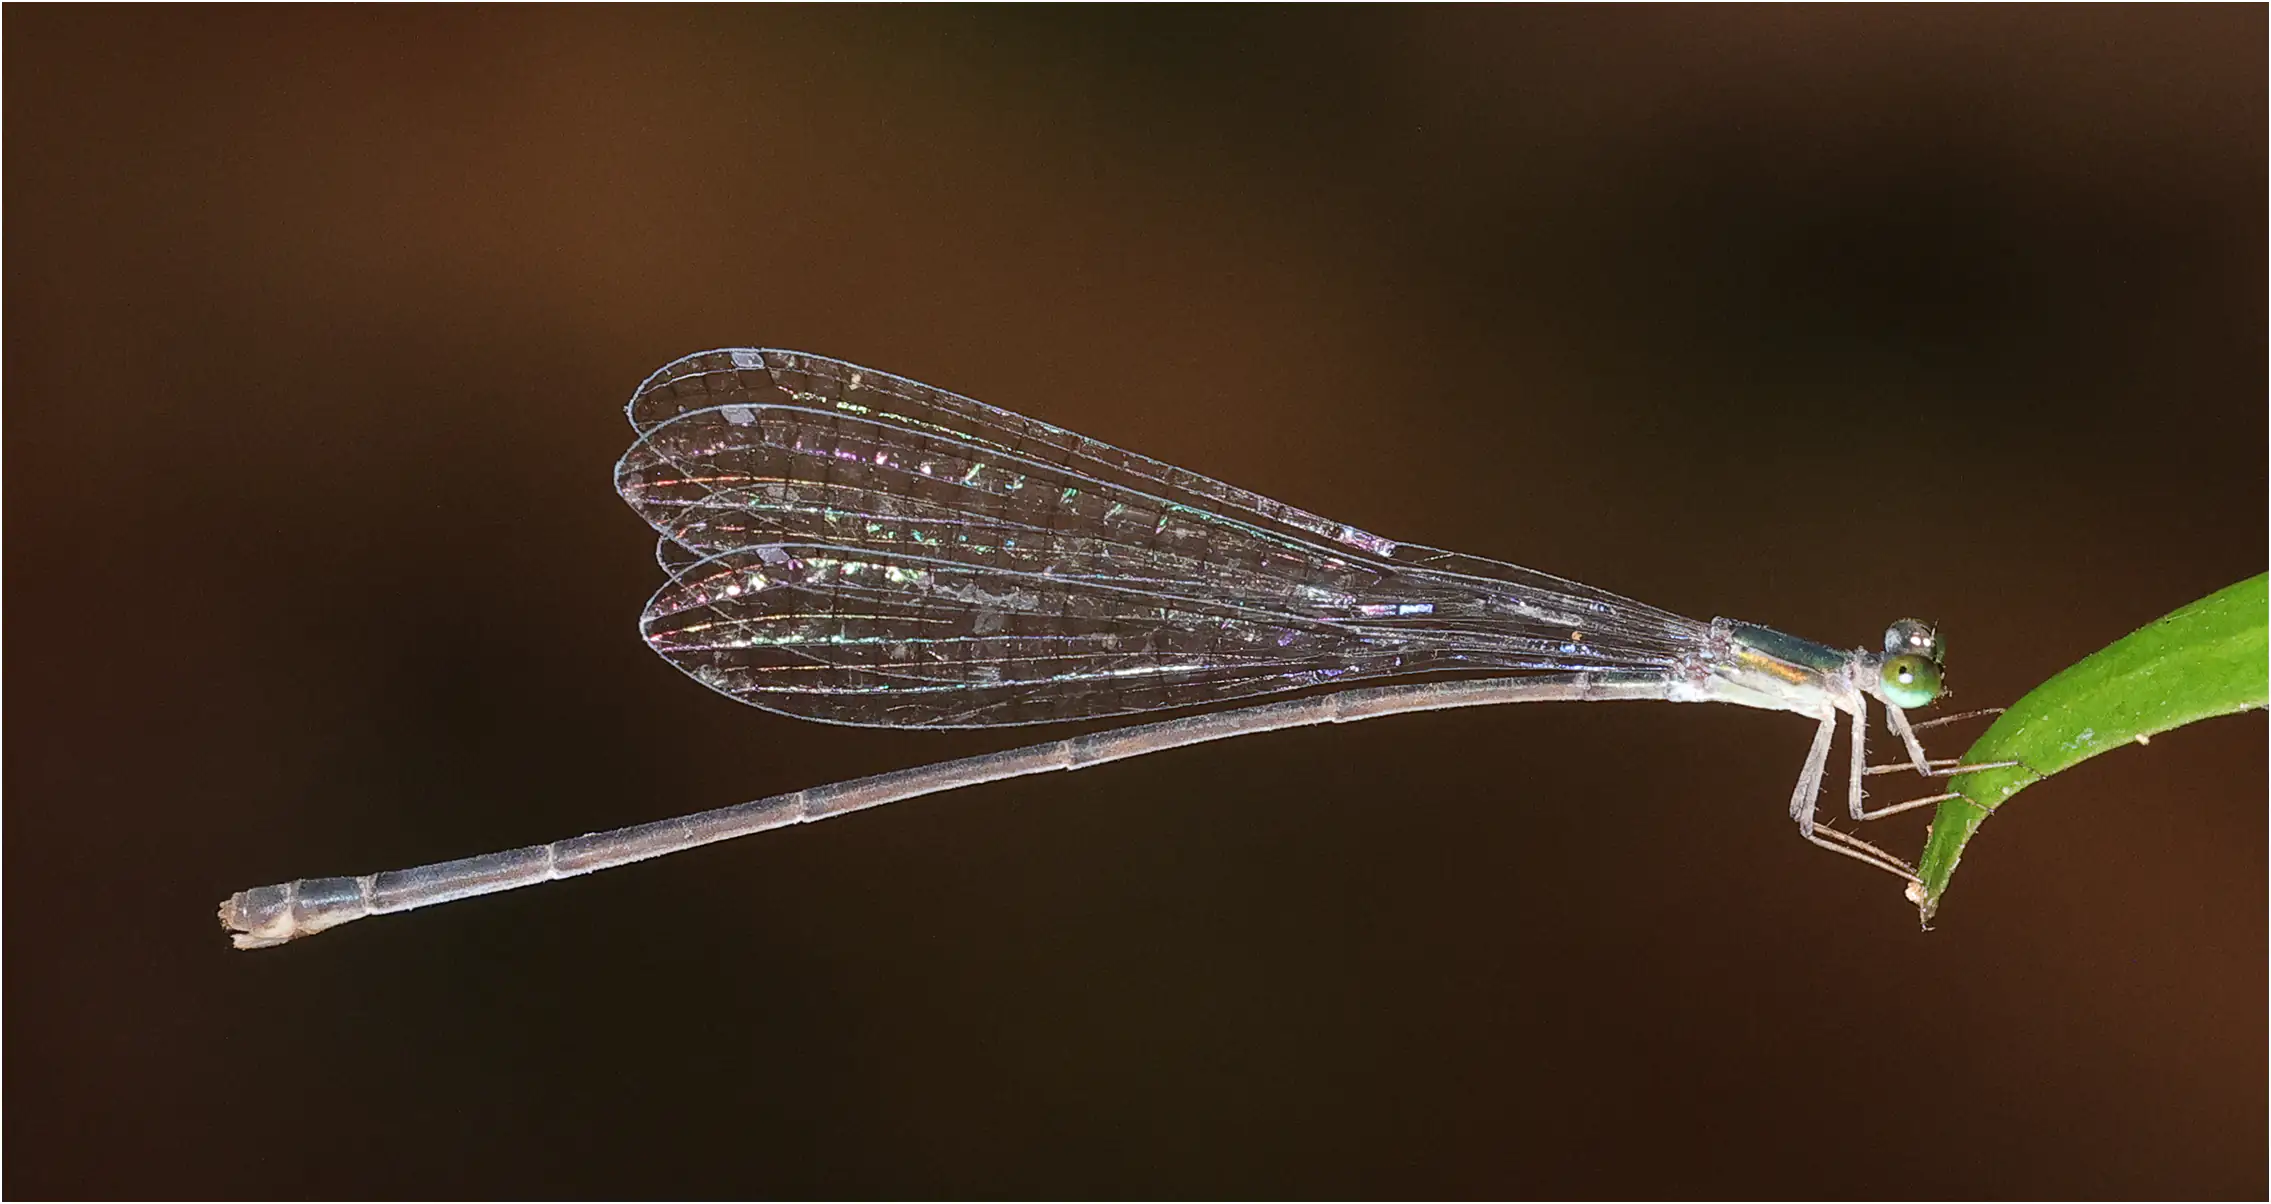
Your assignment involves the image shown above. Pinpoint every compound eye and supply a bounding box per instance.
[1884,618,1945,663]
[1880,653,1943,709]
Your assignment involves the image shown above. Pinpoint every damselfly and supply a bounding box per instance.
[220,349,2001,948]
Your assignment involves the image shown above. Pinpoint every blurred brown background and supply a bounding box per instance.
[7,7,2263,1197]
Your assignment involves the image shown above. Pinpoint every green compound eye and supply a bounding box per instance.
[1880,653,1943,709]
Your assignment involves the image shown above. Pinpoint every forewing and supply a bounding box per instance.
[641,544,1470,727]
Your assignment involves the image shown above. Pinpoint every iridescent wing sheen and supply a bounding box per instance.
[616,348,1711,727]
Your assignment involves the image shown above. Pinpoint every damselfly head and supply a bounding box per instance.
[1877,619,1946,709]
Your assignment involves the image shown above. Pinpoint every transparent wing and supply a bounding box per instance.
[641,543,1510,727]
[616,348,1711,727]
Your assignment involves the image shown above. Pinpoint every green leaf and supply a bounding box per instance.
[1911,572,2268,923]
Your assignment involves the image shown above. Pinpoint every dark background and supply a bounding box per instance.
[8,7,2264,1198]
